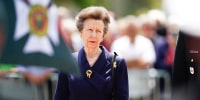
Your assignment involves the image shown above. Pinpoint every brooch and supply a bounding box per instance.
[86,70,92,78]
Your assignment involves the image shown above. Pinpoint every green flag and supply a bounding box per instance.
[0,0,80,76]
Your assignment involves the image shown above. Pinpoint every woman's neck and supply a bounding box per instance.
[84,47,101,58]
[84,47,102,67]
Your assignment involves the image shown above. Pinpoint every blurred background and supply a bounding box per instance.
[0,0,197,100]
[53,0,161,17]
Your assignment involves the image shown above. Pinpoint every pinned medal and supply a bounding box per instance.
[113,61,117,69]
[189,67,194,75]
[86,70,92,78]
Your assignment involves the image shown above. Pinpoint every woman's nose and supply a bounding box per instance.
[91,31,97,37]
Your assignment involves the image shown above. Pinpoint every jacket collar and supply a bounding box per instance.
[77,46,112,73]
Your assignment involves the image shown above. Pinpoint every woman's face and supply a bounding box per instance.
[80,18,104,49]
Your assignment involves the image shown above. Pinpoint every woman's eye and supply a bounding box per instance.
[88,29,93,32]
[96,30,101,34]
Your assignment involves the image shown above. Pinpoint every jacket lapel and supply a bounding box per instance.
[77,46,112,93]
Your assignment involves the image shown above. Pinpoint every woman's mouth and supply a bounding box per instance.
[89,41,96,43]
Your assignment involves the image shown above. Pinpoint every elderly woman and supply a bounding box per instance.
[54,6,129,100]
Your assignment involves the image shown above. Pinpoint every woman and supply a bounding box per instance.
[54,6,129,100]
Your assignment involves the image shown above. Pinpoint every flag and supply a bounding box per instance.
[0,0,80,76]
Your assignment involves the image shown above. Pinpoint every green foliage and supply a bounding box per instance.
[122,0,162,16]
[53,0,162,17]
[73,0,97,8]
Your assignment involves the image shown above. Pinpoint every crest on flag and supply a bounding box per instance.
[0,0,80,76]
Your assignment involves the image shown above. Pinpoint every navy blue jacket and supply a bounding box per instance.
[54,46,129,100]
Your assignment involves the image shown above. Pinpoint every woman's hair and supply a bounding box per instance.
[75,6,110,35]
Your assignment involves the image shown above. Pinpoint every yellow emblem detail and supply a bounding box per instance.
[113,61,117,69]
[29,4,48,37]
[86,70,92,78]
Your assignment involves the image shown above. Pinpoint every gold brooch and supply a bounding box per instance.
[86,70,92,78]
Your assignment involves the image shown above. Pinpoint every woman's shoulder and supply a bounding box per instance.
[106,51,126,67]
[102,46,126,68]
